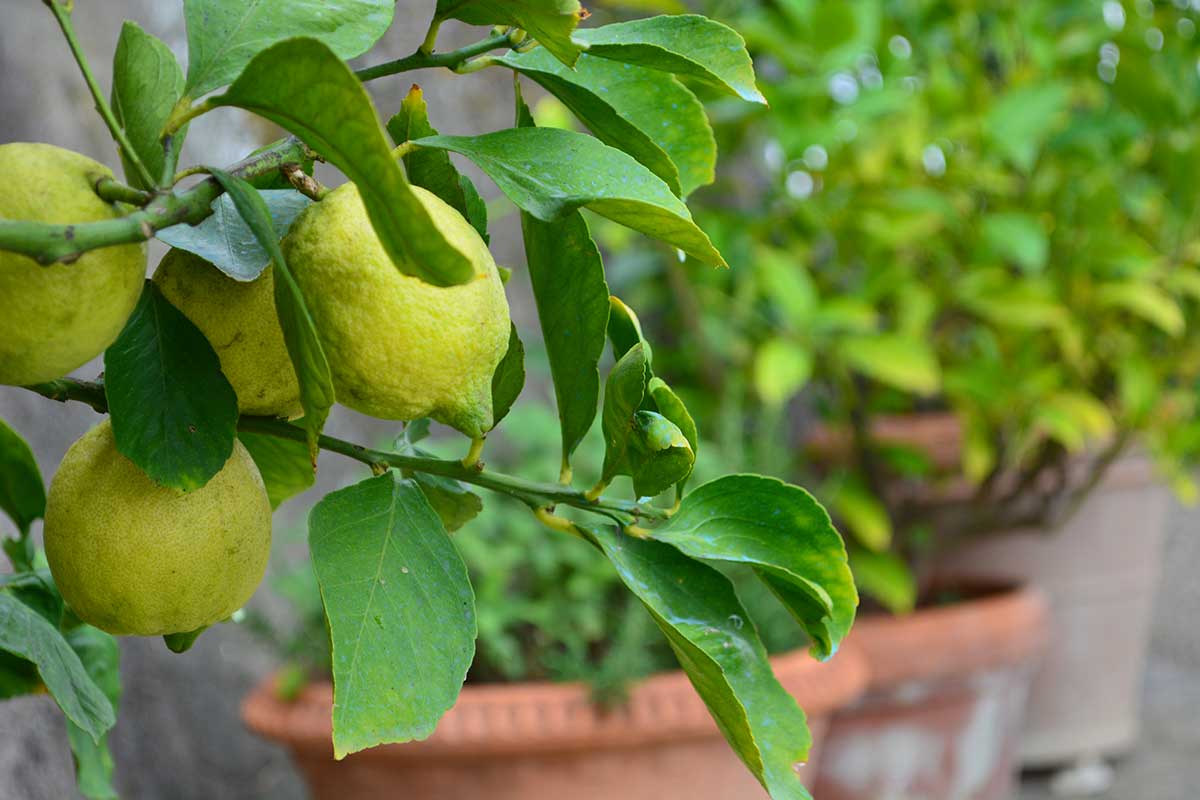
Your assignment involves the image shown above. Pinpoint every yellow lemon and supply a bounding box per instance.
[282,183,510,437]
[153,249,301,417]
[0,143,145,386]
[44,419,272,637]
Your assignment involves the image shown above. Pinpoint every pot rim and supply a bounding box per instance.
[243,642,868,761]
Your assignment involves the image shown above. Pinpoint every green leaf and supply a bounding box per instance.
[213,38,475,286]
[588,526,813,800]
[0,417,45,536]
[600,343,651,485]
[838,334,941,395]
[574,15,765,105]
[647,377,697,492]
[1034,392,1115,452]
[628,410,694,497]
[412,128,726,266]
[521,210,610,472]
[435,0,584,66]
[308,474,476,759]
[651,475,857,661]
[157,189,312,282]
[64,626,120,800]
[980,212,1048,274]
[609,296,651,363]
[490,323,525,429]
[396,429,483,533]
[1095,281,1185,337]
[984,82,1069,172]
[0,593,115,743]
[104,282,238,491]
[387,85,488,241]
[829,479,891,552]
[753,339,812,407]
[238,431,315,508]
[848,548,915,614]
[111,21,186,190]
[183,0,396,96]
[209,169,335,460]
[502,49,716,196]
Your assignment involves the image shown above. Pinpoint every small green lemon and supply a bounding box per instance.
[282,183,510,437]
[153,249,302,418]
[44,420,272,637]
[0,143,146,386]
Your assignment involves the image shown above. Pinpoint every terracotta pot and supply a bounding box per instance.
[936,456,1168,766]
[244,645,868,800]
[814,583,1049,800]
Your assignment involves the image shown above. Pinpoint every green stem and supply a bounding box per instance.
[24,379,667,524]
[0,137,310,264]
[354,33,513,82]
[92,176,154,207]
[46,1,157,189]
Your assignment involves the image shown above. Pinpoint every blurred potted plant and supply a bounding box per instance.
[609,0,1200,794]
[241,397,868,800]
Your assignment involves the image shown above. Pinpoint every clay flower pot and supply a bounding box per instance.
[243,645,868,800]
[814,583,1049,800]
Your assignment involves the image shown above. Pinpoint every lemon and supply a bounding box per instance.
[44,419,272,637]
[153,249,301,418]
[282,183,510,437]
[0,143,146,386]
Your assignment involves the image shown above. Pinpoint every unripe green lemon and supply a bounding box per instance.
[282,184,510,437]
[0,143,146,386]
[153,249,301,418]
[44,420,272,637]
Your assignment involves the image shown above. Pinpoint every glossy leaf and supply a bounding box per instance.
[104,282,238,491]
[628,410,694,497]
[608,296,651,363]
[111,21,185,189]
[183,0,395,96]
[157,190,312,282]
[600,343,651,485]
[0,593,115,744]
[387,86,488,241]
[0,417,44,535]
[490,323,526,429]
[647,376,697,491]
[238,431,315,508]
[502,49,717,196]
[396,427,483,533]
[64,626,120,800]
[309,474,476,759]
[521,210,610,471]
[209,169,335,460]
[651,475,858,660]
[435,0,584,66]
[588,526,813,800]
[574,16,765,105]
[214,38,474,286]
[412,128,726,266]
[838,334,941,396]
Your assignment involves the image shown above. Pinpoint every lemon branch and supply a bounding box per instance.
[24,378,669,524]
[0,137,312,265]
[353,31,516,82]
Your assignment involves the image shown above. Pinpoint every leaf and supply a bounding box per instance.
[0,417,45,535]
[435,0,584,66]
[395,430,483,533]
[828,479,891,552]
[0,594,115,743]
[647,377,697,492]
[574,15,765,105]
[985,83,1069,172]
[238,431,316,508]
[1095,281,1185,337]
[502,49,717,196]
[980,212,1048,274]
[521,210,610,471]
[609,296,651,363]
[111,21,186,189]
[627,410,694,497]
[183,0,396,96]
[64,626,120,800]
[412,128,726,266]
[387,86,488,241]
[157,189,312,282]
[838,334,941,396]
[104,282,238,490]
[308,474,476,759]
[1035,392,1115,452]
[651,475,857,661]
[753,339,812,407]
[848,548,915,614]
[588,526,813,800]
[213,38,475,286]
[600,343,651,485]
[490,323,525,429]
[209,169,335,460]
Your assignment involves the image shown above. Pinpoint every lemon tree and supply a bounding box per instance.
[0,2,856,799]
